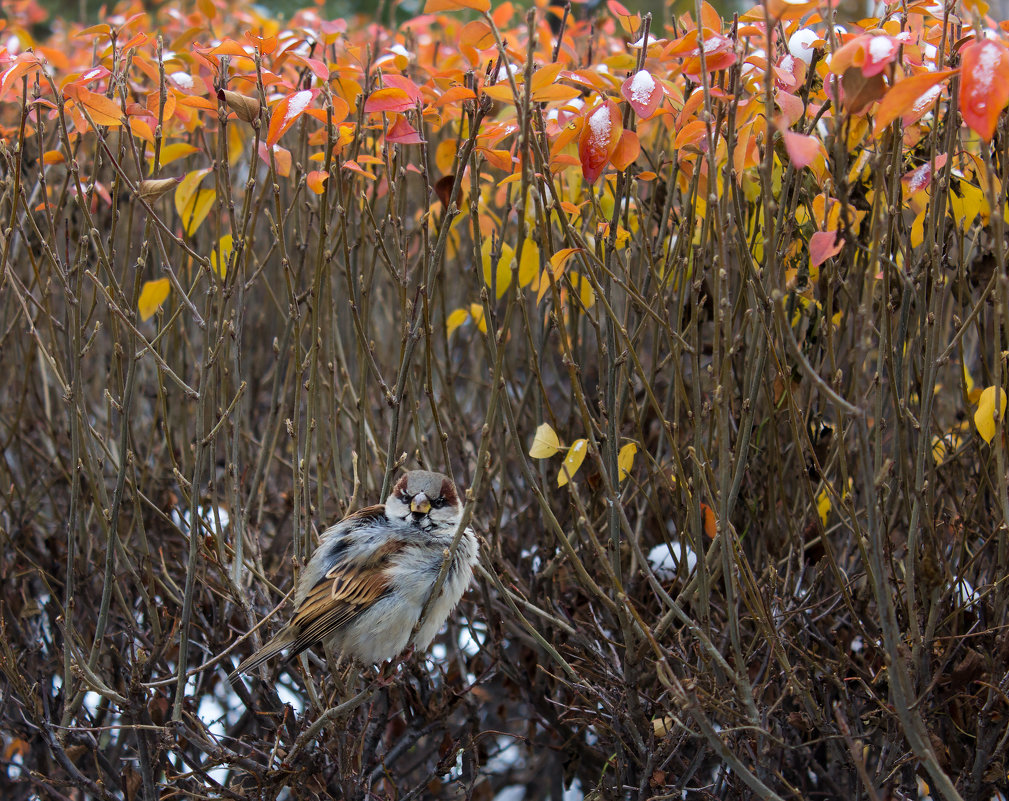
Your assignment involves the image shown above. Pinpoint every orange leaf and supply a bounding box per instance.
[531,63,563,92]
[306,170,329,194]
[873,68,957,134]
[423,0,490,12]
[363,87,414,114]
[478,147,515,172]
[438,86,477,106]
[610,129,640,171]
[700,503,717,538]
[959,39,1009,142]
[63,84,124,127]
[266,89,317,148]
[459,20,494,50]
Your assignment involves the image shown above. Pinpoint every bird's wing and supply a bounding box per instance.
[284,536,400,657]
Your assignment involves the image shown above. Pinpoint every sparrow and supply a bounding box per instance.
[230,470,477,679]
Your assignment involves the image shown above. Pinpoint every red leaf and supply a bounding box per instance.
[578,100,621,184]
[809,230,844,267]
[620,70,662,118]
[959,39,1009,142]
[386,116,425,145]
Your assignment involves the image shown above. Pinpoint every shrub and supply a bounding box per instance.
[1,0,1009,798]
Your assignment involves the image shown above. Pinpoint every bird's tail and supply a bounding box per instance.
[228,629,294,684]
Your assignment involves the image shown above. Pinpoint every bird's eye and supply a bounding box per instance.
[432,497,446,509]
[399,491,410,502]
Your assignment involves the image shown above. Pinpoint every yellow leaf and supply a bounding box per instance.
[182,189,215,236]
[518,237,539,287]
[949,181,989,231]
[549,247,580,274]
[446,307,470,338]
[152,142,199,169]
[529,423,561,459]
[931,432,962,464]
[557,438,587,487]
[617,442,637,481]
[964,364,982,404]
[974,385,1007,444]
[174,168,212,218]
[910,206,927,249]
[212,234,233,278]
[138,278,171,321]
[816,488,831,526]
[468,302,487,334]
[481,238,514,299]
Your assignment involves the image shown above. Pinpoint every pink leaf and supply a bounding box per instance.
[809,230,844,267]
[782,130,821,169]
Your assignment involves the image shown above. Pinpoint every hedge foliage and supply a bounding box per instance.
[2,0,1009,798]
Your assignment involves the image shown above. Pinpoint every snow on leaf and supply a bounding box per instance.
[873,68,956,134]
[266,89,316,148]
[959,39,1009,142]
[621,70,661,118]
[578,100,620,184]
[557,438,588,486]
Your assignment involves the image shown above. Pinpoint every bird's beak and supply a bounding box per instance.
[410,494,431,515]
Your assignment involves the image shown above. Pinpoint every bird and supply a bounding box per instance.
[230,470,477,680]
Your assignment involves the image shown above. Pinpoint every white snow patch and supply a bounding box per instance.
[912,84,942,116]
[648,541,697,580]
[850,635,864,653]
[629,70,655,106]
[491,62,521,85]
[171,505,230,538]
[389,44,411,58]
[953,576,980,608]
[630,32,657,48]
[588,105,612,149]
[282,89,313,127]
[169,71,194,89]
[788,28,818,65]
[868,35,894,62]
[907,162,931,194]
[779,54,795,75]
[972,42,1001,97]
